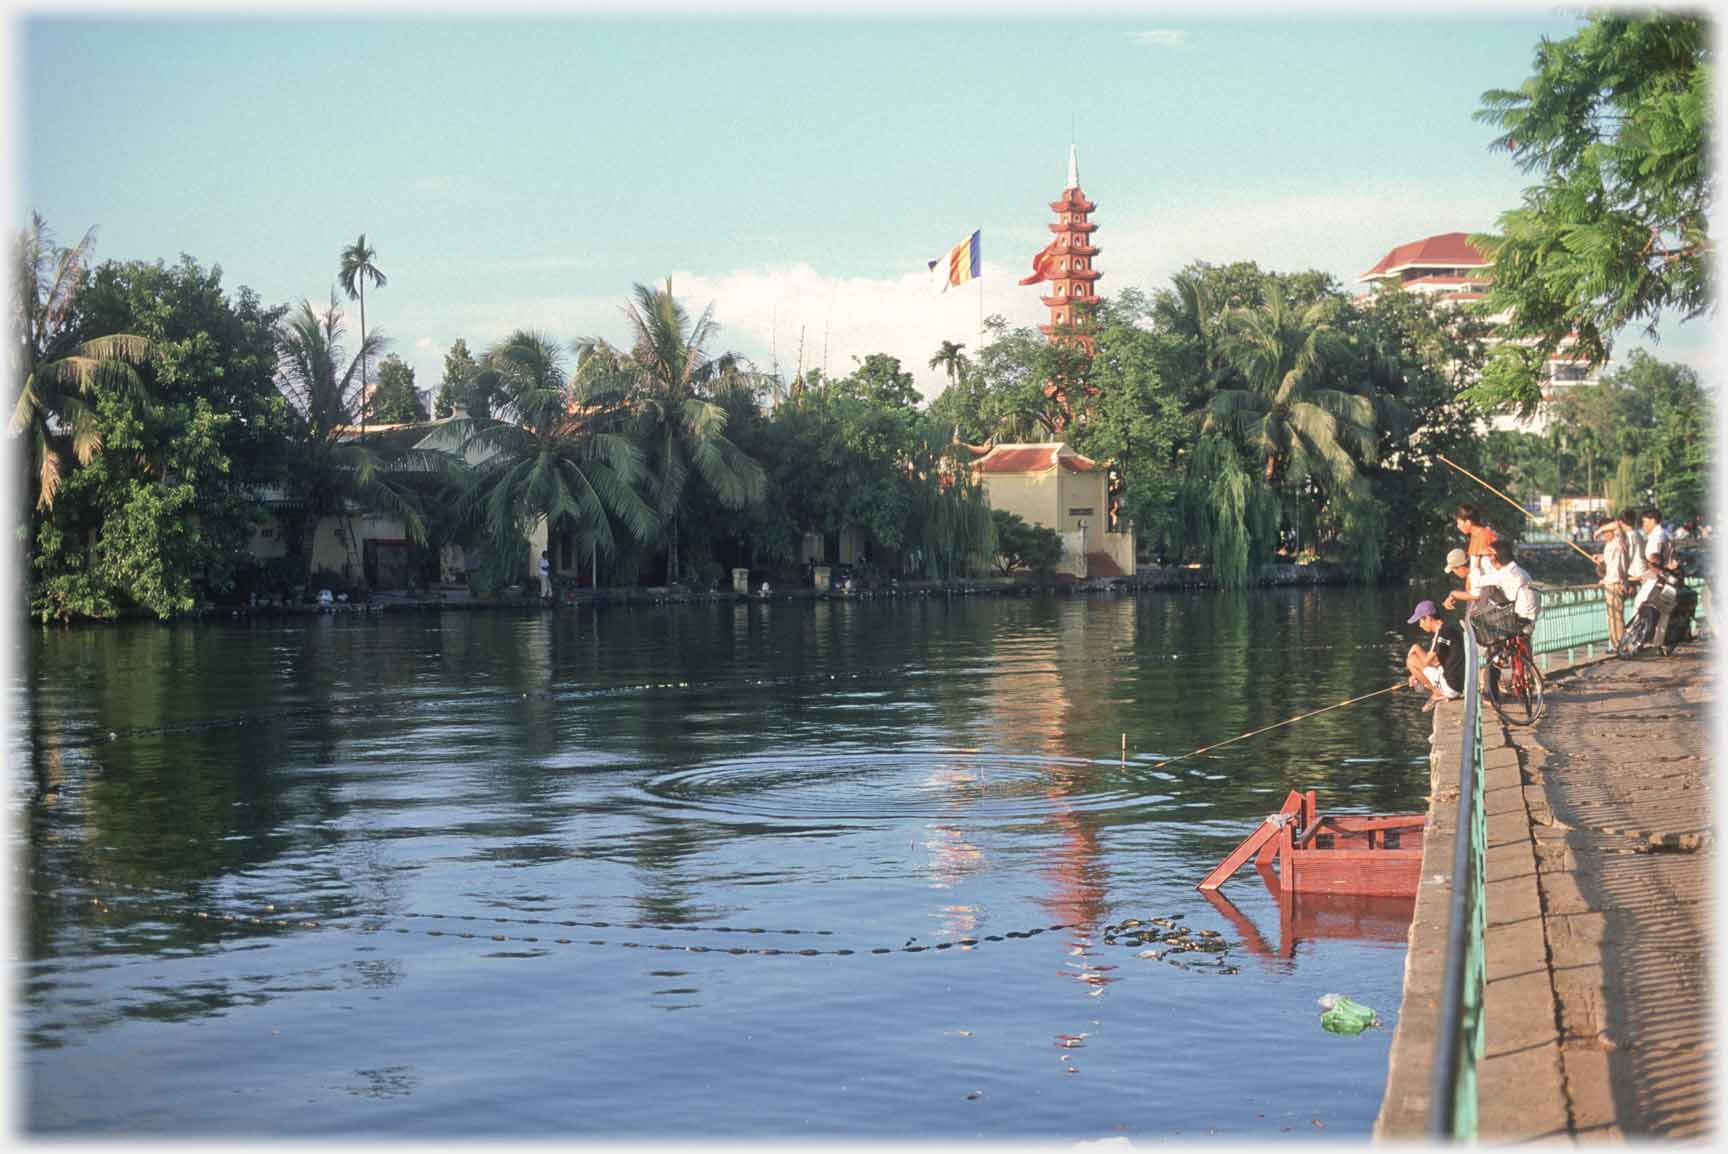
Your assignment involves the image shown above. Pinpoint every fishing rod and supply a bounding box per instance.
[1436,453,1599,565]
[1152,680,1408,769]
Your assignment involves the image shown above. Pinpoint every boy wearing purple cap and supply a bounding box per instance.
[1404,600,1465,712]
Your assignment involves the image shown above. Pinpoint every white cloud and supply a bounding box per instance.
[667,261,1048,401]
[389,186,1643,407]
[1128,29,1187,47]
[414,337,435,350]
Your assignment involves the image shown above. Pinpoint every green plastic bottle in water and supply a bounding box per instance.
[1318,993,1380,1035]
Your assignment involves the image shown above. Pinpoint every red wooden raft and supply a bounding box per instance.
[1196,789,1427,898]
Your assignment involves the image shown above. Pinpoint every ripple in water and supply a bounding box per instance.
[637,749,1170,826]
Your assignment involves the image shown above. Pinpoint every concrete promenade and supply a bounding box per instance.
[1377,647,1713,1139]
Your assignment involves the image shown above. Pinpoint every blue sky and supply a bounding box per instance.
[19,9,1712,399]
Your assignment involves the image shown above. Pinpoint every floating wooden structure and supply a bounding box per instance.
[1197,789,1426,898]
[1200,863,1418,962]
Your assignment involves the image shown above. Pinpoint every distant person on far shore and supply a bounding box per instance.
[1455,504,1499,589]
[539,550,552,603]
[1404,600,1465,713]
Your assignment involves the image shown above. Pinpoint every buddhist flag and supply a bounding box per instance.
[928,230,981,293]
[1019,240,1060,286]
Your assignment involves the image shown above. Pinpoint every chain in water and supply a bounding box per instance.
[17,879,1241,972]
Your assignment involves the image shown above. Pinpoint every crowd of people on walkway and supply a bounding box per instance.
[1593,507,1686,656]
[1404,501,1698,711]
[1404,505,1539,710]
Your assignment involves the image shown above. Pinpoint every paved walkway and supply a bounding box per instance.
[1377,647,1714,1139]
[1509,648,1714,1139]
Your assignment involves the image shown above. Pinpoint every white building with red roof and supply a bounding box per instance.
[1359,231,1602,434]
[1358,231,1494,306]
[971,442,1134,579]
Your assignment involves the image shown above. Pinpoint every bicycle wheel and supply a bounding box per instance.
[1484,651,1511,723]
[1500,643,1545,726]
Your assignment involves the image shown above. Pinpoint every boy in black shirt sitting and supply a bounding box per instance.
[1404,599,1466,712]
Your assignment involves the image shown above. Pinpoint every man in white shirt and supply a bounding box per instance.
[1641,509,1675,573]
[1634,508,1678,652]
[1449,539,1539,627]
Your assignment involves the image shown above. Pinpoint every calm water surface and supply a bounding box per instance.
[15,589,1436,1138]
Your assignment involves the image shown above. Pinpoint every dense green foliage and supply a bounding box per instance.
[23,251,283,621]
[1469,12,1711,414]
[991,509,1062,575]
[1486,351,1712,525]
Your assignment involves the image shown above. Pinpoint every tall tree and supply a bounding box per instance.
[337,234,387,434]
[577,279,765,584]
[1469,13,1711,414]
[433,337,478,419]
[450,331,655,582]
[928,340,969,388]
[274,293,427,588]
[367,354,427,423]
[9,214,150,516]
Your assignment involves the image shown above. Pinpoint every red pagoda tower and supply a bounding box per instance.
[1039,145,1101,353]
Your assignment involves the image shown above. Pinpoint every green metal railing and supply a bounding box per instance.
[1430,627,1488,1140]
[1529,583,1627,663]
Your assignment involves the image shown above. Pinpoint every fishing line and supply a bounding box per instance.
[1149,681,1408,769]
[1437,452,1599,564]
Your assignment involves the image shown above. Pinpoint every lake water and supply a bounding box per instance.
[14,589,1436,1139]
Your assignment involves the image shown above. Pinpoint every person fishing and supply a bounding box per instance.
[1444,538,1540,634]
[1453,504,1499,589]
[1443,547,1473,597]
[1404,599,1465,712]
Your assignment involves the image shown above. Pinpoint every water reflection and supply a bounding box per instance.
[16,591,1433,1136]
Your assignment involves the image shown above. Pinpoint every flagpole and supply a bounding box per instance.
[977,269,984,369]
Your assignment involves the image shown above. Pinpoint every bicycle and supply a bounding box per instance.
[1483,630,1545,726]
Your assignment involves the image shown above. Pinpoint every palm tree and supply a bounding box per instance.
[450,331,655,587]
[274,293,428,589]
[577,279,765,583]
[10,213,150,515]
[338,234,386,435]
[1207,284,1385,491]
[929,340,969,387]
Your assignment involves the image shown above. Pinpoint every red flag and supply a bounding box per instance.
[1019,242,1061,286]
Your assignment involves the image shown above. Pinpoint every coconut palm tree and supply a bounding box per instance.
[577,279,765,583]
[10,213,150,515]
[449,330,655,586]
[1207,284,1385,492]
[274,293,428,589]
[928,340,969,387]
[338,234,386,434]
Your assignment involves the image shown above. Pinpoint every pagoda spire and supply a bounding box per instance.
[1032,144,1102,432]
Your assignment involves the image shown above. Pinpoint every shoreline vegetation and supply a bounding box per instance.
[12,15,1709,626]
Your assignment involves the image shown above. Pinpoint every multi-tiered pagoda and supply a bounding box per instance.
[1038,145,1102,356]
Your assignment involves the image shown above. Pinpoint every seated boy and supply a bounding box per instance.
[1404,599,1466,712]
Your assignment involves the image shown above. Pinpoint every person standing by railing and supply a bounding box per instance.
[1593,516,1635,651]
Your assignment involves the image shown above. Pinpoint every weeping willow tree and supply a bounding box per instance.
[1176,434,1279,587]
[1606,453,1646,512]
[905,416,997,579]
